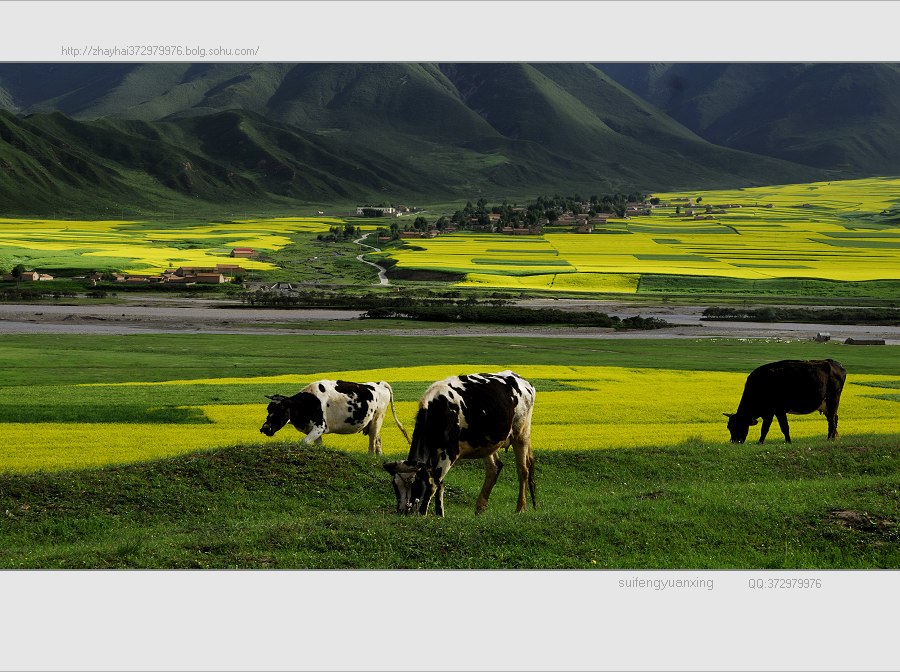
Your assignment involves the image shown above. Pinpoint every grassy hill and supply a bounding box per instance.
[1,437,898,568]
[0,63,827,215]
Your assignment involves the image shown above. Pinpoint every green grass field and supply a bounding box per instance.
[2,436,897,569]
[0,333,897,568]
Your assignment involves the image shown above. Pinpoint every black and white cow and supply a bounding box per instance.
[260,380,410,454]
[724,359,847,444]
[383,370,536,517]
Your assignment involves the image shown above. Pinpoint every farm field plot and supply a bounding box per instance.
[1,336,898,474]
[388,177,900,292]
[0,216,348,274]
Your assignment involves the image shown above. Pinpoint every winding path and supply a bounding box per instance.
[353,233,389,285]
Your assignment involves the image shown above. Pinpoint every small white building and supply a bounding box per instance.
[356,206,396,215]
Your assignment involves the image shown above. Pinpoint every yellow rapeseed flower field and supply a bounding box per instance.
[4,177,897,285]
[382,177,900,289]
[0,217,344,273]
[3,365,897,473]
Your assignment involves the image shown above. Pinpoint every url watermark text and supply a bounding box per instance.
[61,44,260,59]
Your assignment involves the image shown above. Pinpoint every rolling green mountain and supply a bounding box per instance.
[0,63,829,215]
[595,63,900,175]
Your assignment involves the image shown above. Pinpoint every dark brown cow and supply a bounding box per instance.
[724,359,846,444]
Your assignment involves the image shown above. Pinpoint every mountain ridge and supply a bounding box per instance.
[0,63,855,215]
[594,62,900,175]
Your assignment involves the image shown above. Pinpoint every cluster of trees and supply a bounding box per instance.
[0,286,75,300]
[0,263,29,278]
[372,216,457,241]
[238,287,671,329]
[363,305,671,330]
[239,288,515,309]
[340,191,654,243]
[445,191,651,231]
[703,306,900,325]
[316,223,359,242]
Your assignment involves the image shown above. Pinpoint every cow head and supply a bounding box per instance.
[383,460,430,515]
[723,413,758,444]
[260,394,291,436]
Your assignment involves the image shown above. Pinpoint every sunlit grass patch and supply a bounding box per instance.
[8,365,897,474]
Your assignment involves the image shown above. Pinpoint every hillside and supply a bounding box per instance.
[596,63,900,176]
[0,63,828,215]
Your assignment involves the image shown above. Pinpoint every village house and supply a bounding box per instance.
[194,273,227,284]
[2,270,53,282]
[230,247,256,258]
[399,230,439,239]
[214,264,247,275]
[163,272,224,284]
[466,217,494,232]
[124,275,162,284]
[174,266,213,277]
[174,264,246,278]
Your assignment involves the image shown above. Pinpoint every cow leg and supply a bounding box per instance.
[418,478,436,516]
[434,479,446,517]
[368,415,385,455]
[775,413,791,443]
[303,425,326,447]
[527,451,536,509]
[475,454,504,514]
[826,373,844,440]
[827,413,839,440]
[511,428,535,513]
[758,414,774,444]
[825,392,841,440]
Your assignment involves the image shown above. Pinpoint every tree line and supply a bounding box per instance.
[239,288,671,330]
[363,190,651,240]
[702,306,900,325]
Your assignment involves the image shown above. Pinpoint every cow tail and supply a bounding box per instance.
[384,381,411,445]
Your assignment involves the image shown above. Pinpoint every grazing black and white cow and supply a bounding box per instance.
[260,380,409,454]
[724,359,846,444]
[383,370,536,517]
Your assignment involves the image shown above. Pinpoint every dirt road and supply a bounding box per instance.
[0,297,897,343]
